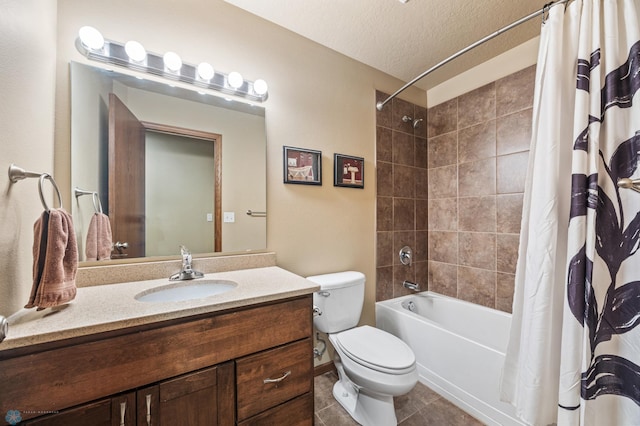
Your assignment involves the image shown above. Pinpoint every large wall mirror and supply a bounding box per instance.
[70,61,267,263]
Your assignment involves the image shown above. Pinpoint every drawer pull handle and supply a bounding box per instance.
[119,401,126,426]
[263,370,291,384]
[146,394,152,426]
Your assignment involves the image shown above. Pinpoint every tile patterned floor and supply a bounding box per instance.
[314,371,485,425]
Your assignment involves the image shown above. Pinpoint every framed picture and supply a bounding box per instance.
[334,154,364,188]
[283,146,322,185]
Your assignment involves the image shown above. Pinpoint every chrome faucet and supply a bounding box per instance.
[170,245,204,281]
[402,280,420,291]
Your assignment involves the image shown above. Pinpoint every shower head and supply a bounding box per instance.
[412,118,423,129]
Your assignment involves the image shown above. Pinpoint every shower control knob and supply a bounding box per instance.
[399,246,413,266]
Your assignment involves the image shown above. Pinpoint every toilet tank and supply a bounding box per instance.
[307,271,365,333]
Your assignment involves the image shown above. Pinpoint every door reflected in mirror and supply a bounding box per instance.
[71,62,267,263]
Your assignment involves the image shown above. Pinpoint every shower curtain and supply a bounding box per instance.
[501,0,640,425]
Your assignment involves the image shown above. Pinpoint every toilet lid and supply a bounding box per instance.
[334,326,415,374]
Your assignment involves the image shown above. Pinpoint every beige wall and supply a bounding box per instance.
[427,37,539,107]
[0,0,425,323]
[0,0,57,317]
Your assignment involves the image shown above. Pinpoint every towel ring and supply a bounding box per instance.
[92,191,103,214]
[38,173,63,212]
[74,187,103,214]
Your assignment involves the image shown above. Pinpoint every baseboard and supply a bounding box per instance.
[314,361,336,377]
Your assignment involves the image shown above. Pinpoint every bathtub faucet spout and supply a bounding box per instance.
[403,280,420,291]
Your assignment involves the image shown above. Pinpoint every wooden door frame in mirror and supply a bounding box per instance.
[138,121,222,253]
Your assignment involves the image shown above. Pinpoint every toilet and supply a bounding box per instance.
[308,271,418,426]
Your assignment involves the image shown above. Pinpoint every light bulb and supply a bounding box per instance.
[197,62,215,81]
[227,71,243,89]
[78,26,104,51]
[253,79,268,96]
[163,51,182,72]
[125,40,146,62]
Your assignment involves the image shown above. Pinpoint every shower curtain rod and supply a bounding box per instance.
[376,0,570,111]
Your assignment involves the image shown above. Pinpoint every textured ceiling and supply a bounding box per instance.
[224,0,551,90]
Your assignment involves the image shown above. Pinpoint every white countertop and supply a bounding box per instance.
[2,266,319,351]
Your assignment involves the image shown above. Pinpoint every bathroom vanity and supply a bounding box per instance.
[0,262,318,425]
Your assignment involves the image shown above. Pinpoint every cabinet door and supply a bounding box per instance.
[142,366,218,426]
[24,392,135,426]
[136,385,159,426]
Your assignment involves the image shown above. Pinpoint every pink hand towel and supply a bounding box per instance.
[25,209,78,310]
[85,212,113,261]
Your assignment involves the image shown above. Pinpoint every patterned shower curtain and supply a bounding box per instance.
[502,1,640,425]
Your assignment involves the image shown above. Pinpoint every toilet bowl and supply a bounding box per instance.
[308,271,418,426]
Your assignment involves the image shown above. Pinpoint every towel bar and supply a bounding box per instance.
[9,164,63,212]
[74,187,104,214]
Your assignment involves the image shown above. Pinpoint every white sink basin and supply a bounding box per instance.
[134,279,237,303]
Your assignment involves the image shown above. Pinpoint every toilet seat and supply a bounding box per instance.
[333,325,415,375]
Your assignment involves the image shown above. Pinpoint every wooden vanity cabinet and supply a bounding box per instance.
[1,295,313,426]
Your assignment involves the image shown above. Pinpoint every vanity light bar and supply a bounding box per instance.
[75,27,268,102]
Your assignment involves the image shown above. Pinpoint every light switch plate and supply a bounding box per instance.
[223,212,235,223]
[206,213,213,222]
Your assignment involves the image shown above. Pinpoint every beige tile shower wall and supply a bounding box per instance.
[375,92,428,301]
[375,66,534,311]
[425,65,535,312]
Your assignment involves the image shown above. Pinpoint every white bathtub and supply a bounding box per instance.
[376,292,523,426]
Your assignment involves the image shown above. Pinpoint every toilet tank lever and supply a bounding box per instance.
[313,306,322,316]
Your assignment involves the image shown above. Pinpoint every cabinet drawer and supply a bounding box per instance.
[238,393,313,426]
[236,339,312,420]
